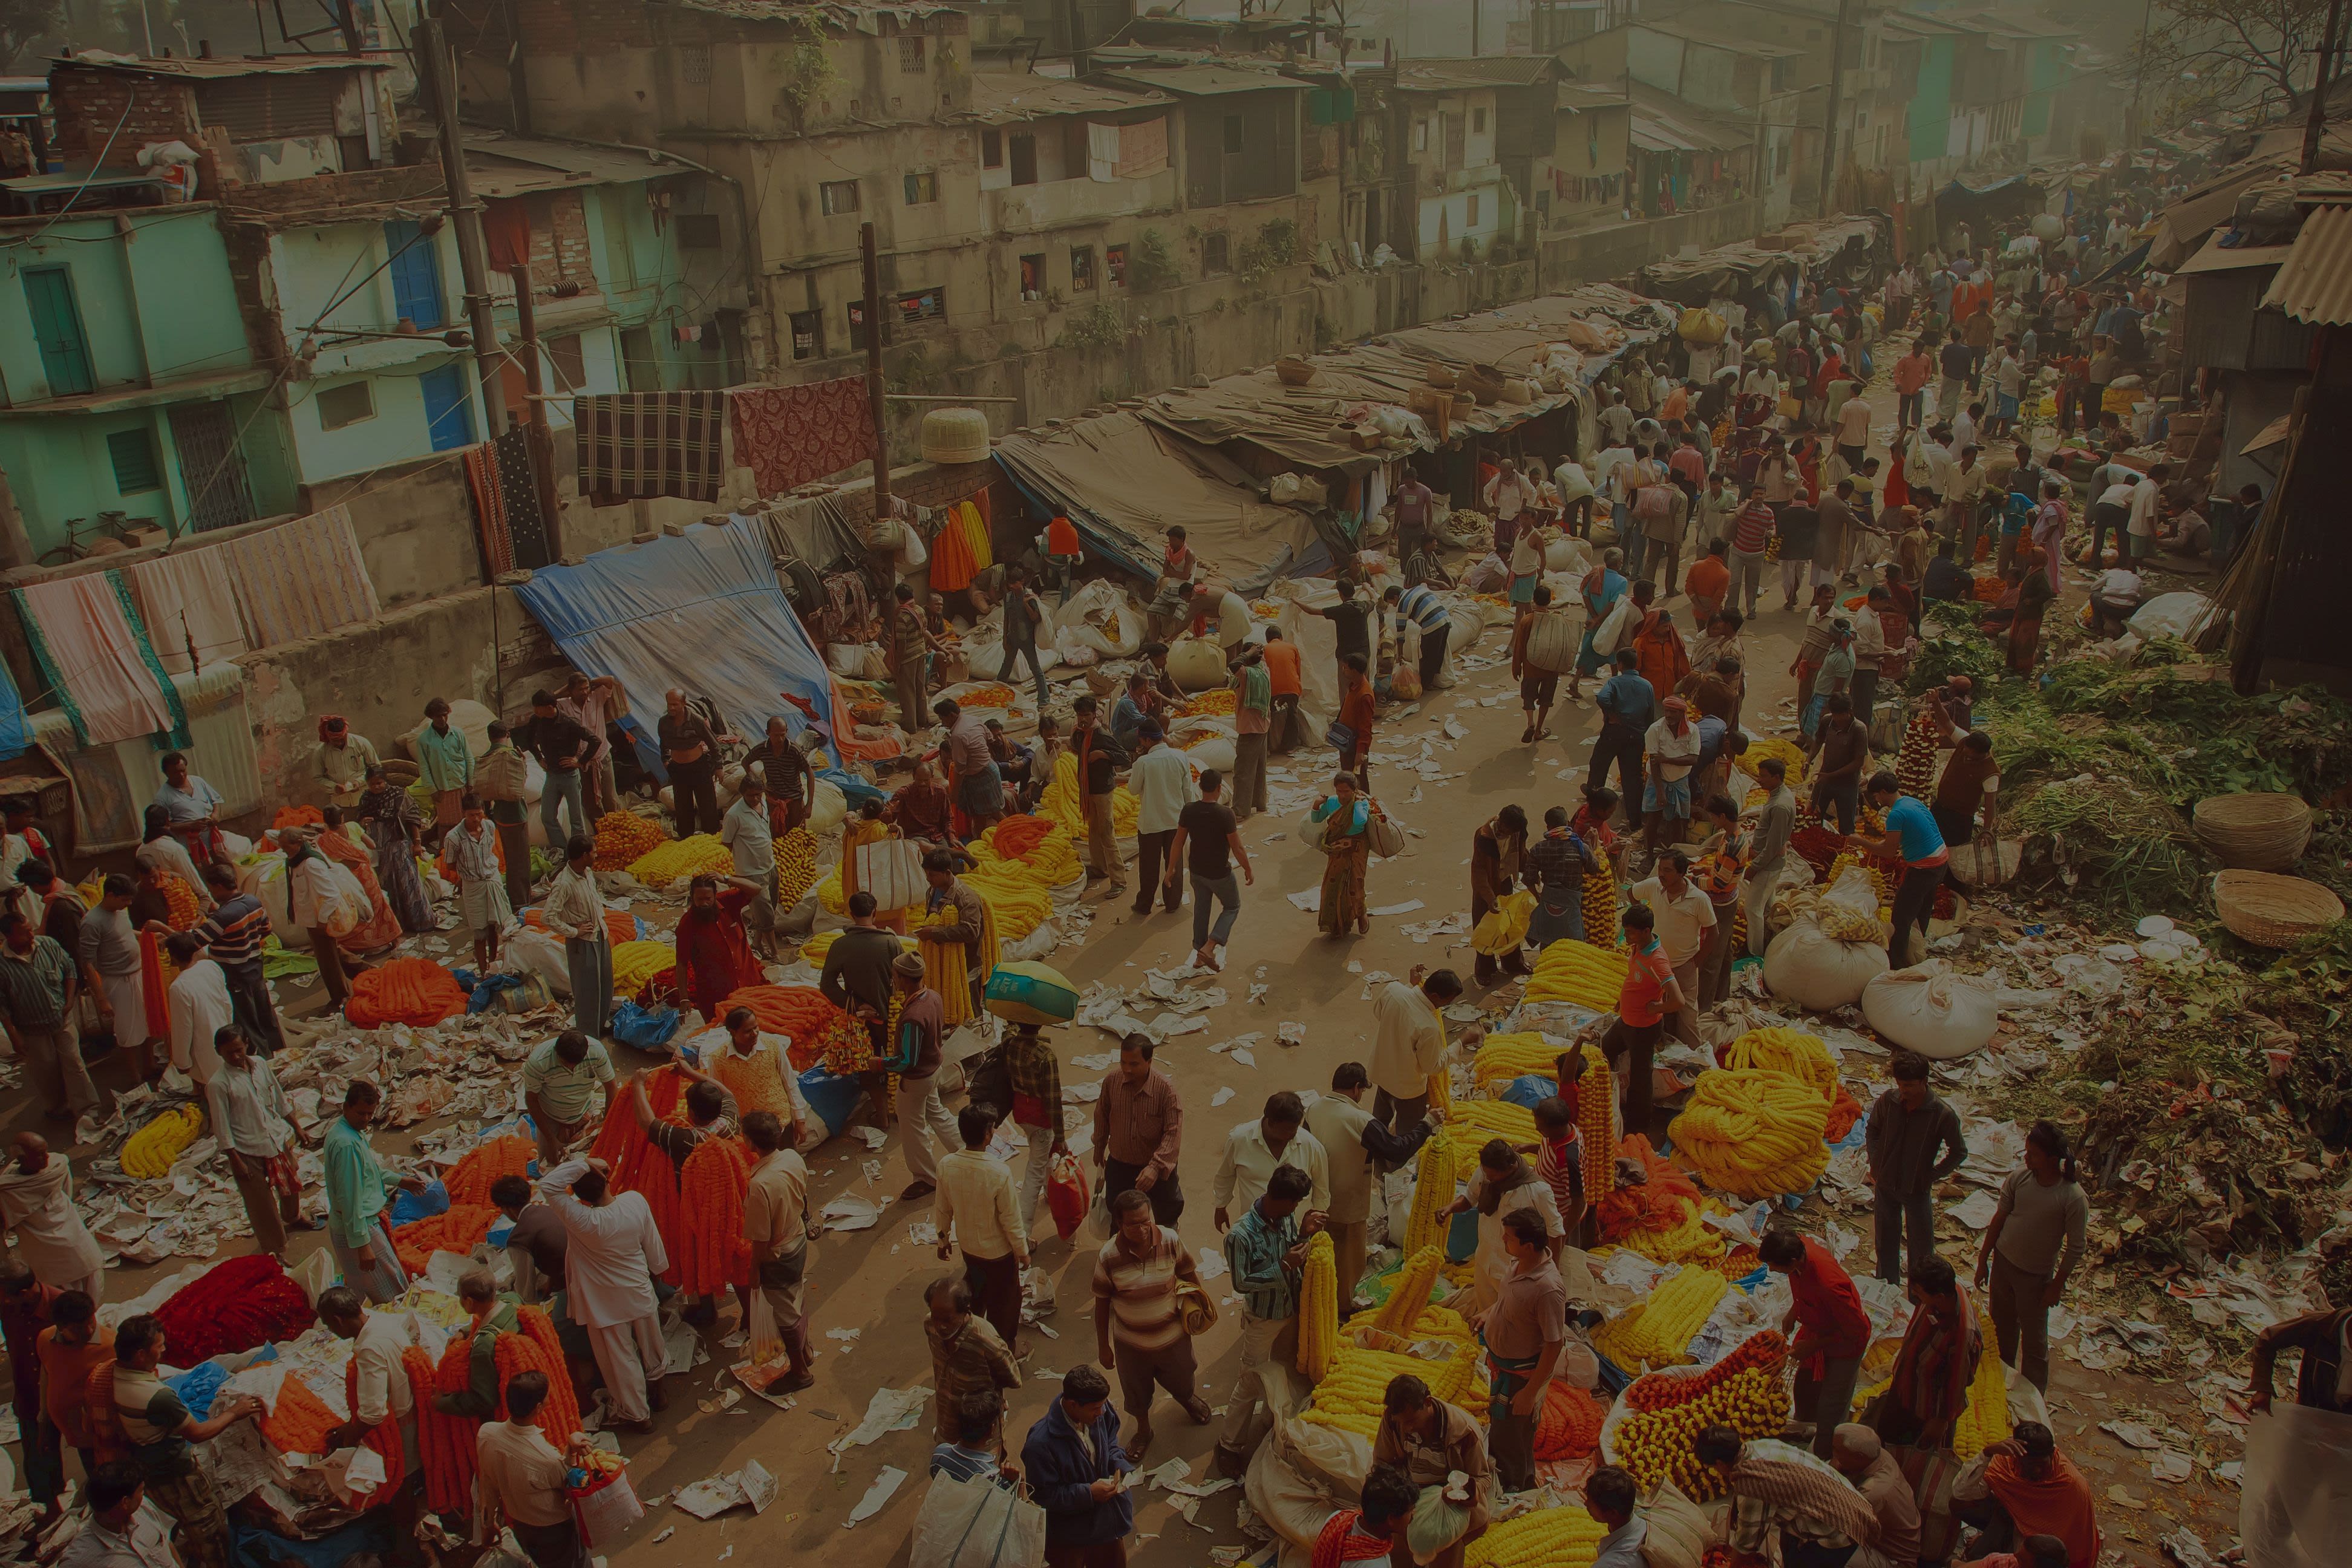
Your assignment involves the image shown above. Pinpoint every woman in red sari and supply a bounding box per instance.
[312,811,403,957]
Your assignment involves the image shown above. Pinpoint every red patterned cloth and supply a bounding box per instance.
[730,379,876,498]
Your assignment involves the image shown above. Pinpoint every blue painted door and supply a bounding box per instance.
[22,267,94,396]
[419,364,475,452]
[385,220,447,330]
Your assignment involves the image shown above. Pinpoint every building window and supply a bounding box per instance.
[1223,114,1245,154]
[1466,192,1480,226]
[896,287,946,324]
[106,428,160,492]
[1472,106,1488,133]
[904,169,939,204]
[982,129,1003,168]
[680,44,711,87]
[316,382,374,431]
[1019,253,1044,301]
[789,310,823,361]
[1071,245,1096,290]
[546,333,586,391]
[1106,244,1128,286]
[677,213,722,249]
[1203,232,1230,273]
[848,301,872,351]
[1413,117,1428,153]
[1010,134,1037,185]
[900,33,926,71]
[820,179,860,215]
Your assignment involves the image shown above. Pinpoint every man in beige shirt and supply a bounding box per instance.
[1480,1208,1567,1493]
[935,1104,1030,1353]
[1304,1063,1437,1306]
[742,1109,814,1393]
[475,1371,579,1568]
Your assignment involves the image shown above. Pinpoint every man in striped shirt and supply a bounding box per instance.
[1214,1163,1324,1475]
[194,863,281,1054]
[1387,581,1453,690]
[930,1389,1016,1486]
[1093,1189,1212,1462]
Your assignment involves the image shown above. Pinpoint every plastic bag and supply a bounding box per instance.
[910,1472,1048,1568]
[1407,1485,1472,1561]
[1861,961,1999,1060]
[567,1466,643,1548]
[1045,1152,1091,1241]
[1590,593,1635,658]
[1471,889,1536,955]
[1639,1480,1709,1568]
[1762,914,1889,1011]
[747,1288,786,1369]
[612,1000,680,1051]
[505,929,572,998]
[2242,1403,2352,1568]
[1055,579,1144,658]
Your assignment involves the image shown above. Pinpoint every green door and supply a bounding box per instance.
[22,267,95,397]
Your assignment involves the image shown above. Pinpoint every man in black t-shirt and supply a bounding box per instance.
[1318,581,1372,680]
[516,689,595,846]
[1162,769,1252,972]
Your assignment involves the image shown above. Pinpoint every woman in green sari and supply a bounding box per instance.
[1310,772,1377,938]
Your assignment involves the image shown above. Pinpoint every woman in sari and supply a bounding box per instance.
[2004,544,2055,676]
[1308,772,1376,939]
[1567,546,1628,701]
[314,809,405,956]
[355,767,431,934]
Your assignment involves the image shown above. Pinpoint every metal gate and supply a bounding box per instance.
[169,402,256,533]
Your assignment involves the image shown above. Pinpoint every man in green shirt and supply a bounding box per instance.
[413,697,474,852]
[323,1081,425,1303]
[521,1030,617,1168]
[430,1268,523,1419]
[1229,647,1272,818]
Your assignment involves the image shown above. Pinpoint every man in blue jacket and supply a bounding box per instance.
[1021,1364,1135,1566]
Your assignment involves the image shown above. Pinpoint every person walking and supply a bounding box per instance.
[541,1155,669,1434]
[1744,757,1797,957]
[0,911,98,1124]
[925,1275,1022,1447]
[1001,1020,1068,1229]
[1128,725,1194,918]
[1308,773,1377,939]
[1093,1033,1184,1226]
[518,691,595,849]
[997,566,1051,710]
[544,835,613,1041]
[935,1105,1031,1353]
[740,1109,815,1390]
[1727,485,1776,618]
[444,796,511,971]
[1092,1190,1214,1462]
[1865,1050,1967,1284]
[324,1082,423,1303]
[1212,1163,1323,1475]
[477,721,538,910]
[1974,1120,2086,1393]
[1024,1365,1136,1568]
[204,1028,311,1258]
[1229,647,1272,817]
[1305,1062,1437,1307]
[1480,1207,1567,1492]
[413,698,473,850]
[1071,697,1125,894]
[521,1030,616,1170]
[1165,768,1249,972]
[889,953,956,1197]
[1761,1229,1872,1457]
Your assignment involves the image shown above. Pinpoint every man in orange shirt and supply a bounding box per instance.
[1627,582,1689,707]
[1261,629,1304,755]
[1684,540,1731,633]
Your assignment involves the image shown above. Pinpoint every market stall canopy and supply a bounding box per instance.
[1636,214,1883,294]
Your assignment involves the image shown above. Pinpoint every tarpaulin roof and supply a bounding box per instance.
[1636,214,1883,291]
[511,520,843,778]
[992,411,1319,586]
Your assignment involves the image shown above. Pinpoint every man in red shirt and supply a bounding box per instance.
[1599,903,1682,1141]
[1762,1229,1872,1458]
[1261,629,1304,755]
[1727,485,1777,620]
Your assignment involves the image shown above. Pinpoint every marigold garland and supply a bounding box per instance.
[152,1253,316,1364]
[344,958,469,1028]
[676,1135,756,1295]
[392,1204,500,1278]
[444,1136,537,1207]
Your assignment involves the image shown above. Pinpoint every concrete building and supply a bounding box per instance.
[1391,56,1564,264]
[1555,19,1803,223]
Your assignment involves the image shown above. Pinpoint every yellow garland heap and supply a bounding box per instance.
[965,822,1084,886]
[1523,939,1629,1011]
[1374,1246,1445,1338]
[1952,1302,2014,1460]
[1296,1233,1339,1380]
[1426,1067,1452,1116]
[1589,1265,1728,1369]
[610,940,675,997]
[1039,751,1140,838]
[1621,1197,1728,1264]
[1611,1364,1790,1500]
[1464,1507,1610,1568]
[626,833,735,890]
[1723,1027,1838,1103]
[1403,1133,1459,1256]
[1447,1097,1538,1149]
[1470,1031,1562,1088]
[122,1103,204,1178]
[956,861,1055,942]
[1301,1344,1477,1437]
[1668,1068,1832,1200]
[1583,843,1622,951]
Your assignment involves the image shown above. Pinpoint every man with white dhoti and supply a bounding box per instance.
[0,1132,104,1299]
[540,1157,668,1434]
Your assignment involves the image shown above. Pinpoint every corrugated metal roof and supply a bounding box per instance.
[966,72,1171,123]
[1558,83,1630,112]
[1097,65,1305,97]
[462,131,698,198]
[1638,19,1805,58]
[1394,56,1557,93]
[2261,201,2352,325]
[54,50,394,77]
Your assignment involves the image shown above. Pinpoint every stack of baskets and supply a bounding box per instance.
[2192,792,2312,871]
[2213,869,2344,949]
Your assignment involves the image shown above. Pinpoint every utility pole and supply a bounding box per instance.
[860,221,894,527]
[414,18,508,436]
[1817,0,1856,218]
[2304,0,2347,175]
[508,265,564,560]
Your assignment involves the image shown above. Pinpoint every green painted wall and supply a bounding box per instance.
[0,207,250,400]
[1908,40,1955,166]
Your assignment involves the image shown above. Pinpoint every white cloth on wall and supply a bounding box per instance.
[129,549,250,673]
[13,572,178,745]
[1088,122,1119,182]
[218,504,382,648]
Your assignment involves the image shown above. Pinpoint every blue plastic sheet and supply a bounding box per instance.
[0,658,28,762]
[1500,1073,1557,1109]
[452,967,529,1014]
[613,999,679,1051]
[388,1179,450,1229]
[511,518,843,780]
[799,1066,865,1137]
[167,1359,237,1419]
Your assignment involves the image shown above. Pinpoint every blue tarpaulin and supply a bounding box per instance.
[0,658,28,762]
[512,520,842,780]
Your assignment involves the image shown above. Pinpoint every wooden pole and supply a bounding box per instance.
[861,221,894,527]
[509,264,565,560]
[415,18,507,436]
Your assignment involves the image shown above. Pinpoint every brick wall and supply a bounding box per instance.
[523,190,594,289]
[213,162,446,220]
[48,69,200,166]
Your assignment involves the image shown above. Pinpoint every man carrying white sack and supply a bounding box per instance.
[540,1157,668,1436]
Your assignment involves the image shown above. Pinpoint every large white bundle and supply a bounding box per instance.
[1762,913,1889,1010]
[1861,962,1999,1059]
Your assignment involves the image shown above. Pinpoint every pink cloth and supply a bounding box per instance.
[16,572,178,744]
[128,549,249,674]
[728,380,875,497]
[217,505,381,648]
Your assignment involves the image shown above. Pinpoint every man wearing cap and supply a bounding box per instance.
[892,952,956,1200]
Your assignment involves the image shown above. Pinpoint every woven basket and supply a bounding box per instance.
[1426,364,1459,390]
[2192,792,2312,871]
[1275,356,1316,388]
[2213,869,2344,948]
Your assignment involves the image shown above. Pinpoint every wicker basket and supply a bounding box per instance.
[2213,869,2344,948]
[1426,364,1459,390]
[1275,356,1316,388]
[2192,792,2313,871]
[920,407,992,465]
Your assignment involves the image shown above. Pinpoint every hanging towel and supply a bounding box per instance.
[728,380,877,498]
[1087,122,1119,181]
[1115,117,1168,179]
[11,571,185,746]
[575,391,726,505]
[0,659,28,763]
[128,549,249,674]
[218,505,382,648]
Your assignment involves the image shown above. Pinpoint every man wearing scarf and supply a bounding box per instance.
[1950,1423,2101,1568]
[1311,1466,1417,1568]
[674,874,762,1022]
[1873,1255,1984,1563]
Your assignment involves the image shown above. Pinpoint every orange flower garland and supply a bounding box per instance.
[676,1135,756,1295]
[392,1204,500,1278]
[343,1356,407,1504]
[444,1136,537,1207]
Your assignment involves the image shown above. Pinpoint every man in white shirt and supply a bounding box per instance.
[2088,566,2146,637]
[1641,697,1704,864]
[1368,968,1461,1137]
[1126,723,1196,919]
[717,776,779,959]
[1210,1092,1330,1230]
[1630,851,1718,1047]
[1950,404,1978,456]
[285,840,352,1008]
[1304,1062,1438,1305]
[56,1463,178,1568]
[160,935,232,1088]
[540,1157,668,1432]
[0,1132,103,1298]
[1834,392,1872,466]
[2125,462,2170,563]
[742,1108,815,1391]
[476,1372,581,1568]
[934,1104,1030,1351]
[317,1285,416,1469]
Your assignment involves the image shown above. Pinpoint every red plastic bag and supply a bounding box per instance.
[1045,1152,1091,1241]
